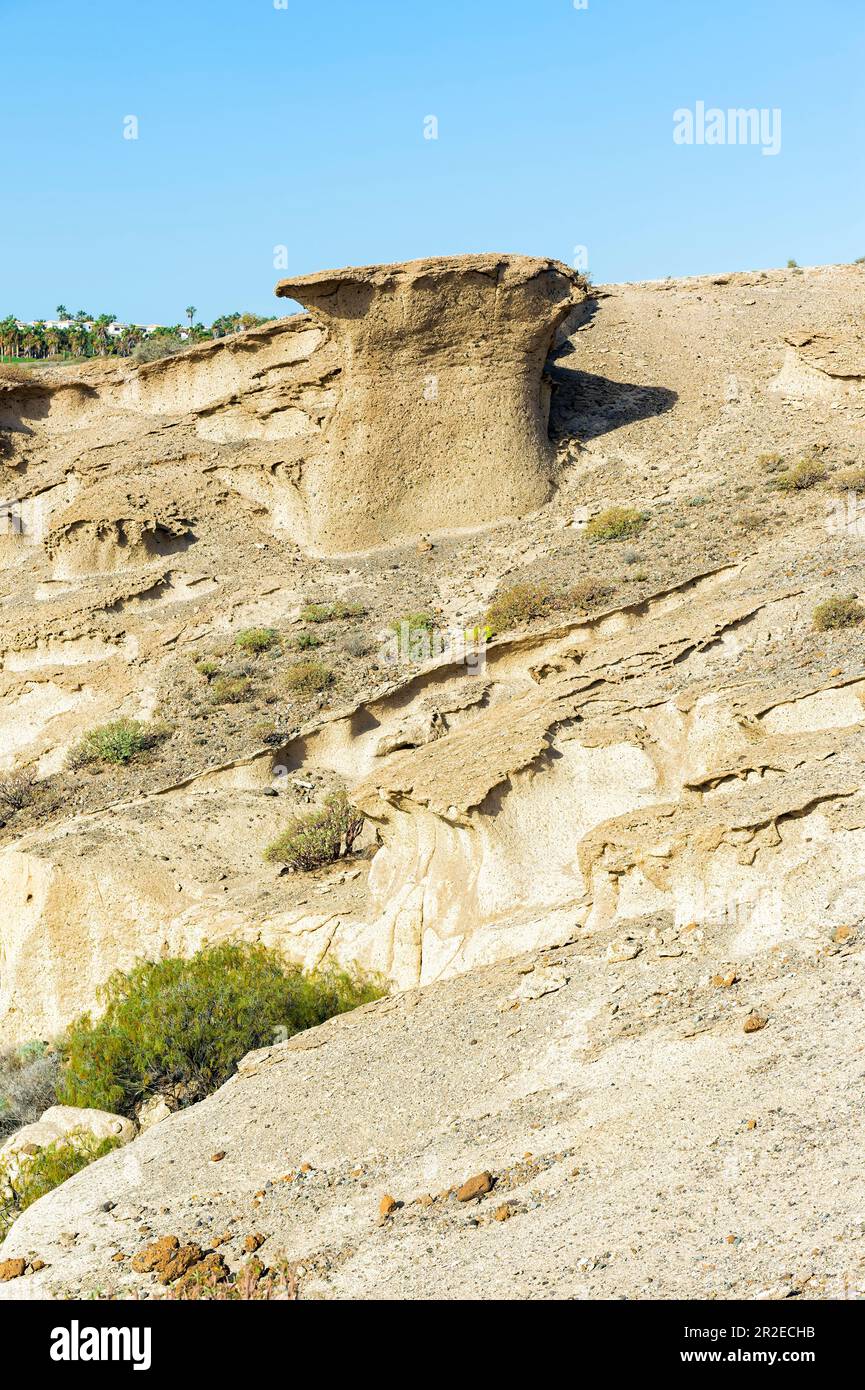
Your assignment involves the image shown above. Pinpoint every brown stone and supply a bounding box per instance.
[379,1194,399,1218]
[456,1171,494,1202]
[711,971,739,988]
[0,1258,26,1281]
[834,925,855,944]
[244,1233,265,1253]
[743,1013,767,1034]
[210,1151,226,1162]
[494,1203,512,1222]
[130,1234,204,1284]
[30,1258,46,1272]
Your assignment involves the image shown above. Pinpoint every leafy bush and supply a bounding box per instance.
[295,631,322,650]
[0,1135,120,1238]
[389,611,437,636]
[485,582,552,635]
[194,659,220,679]
[132,336,185,364]
[0,1043,60,1141]
[585,506,647,543]
[284,661,334,695]
[0,770,37,812]
[301,601,366,624]
[234,628,278,654]
[57,941,383,1116]
[68,719,166,768]
[264,789,365,870]
[775,458,826,491]
[813,596,863,631]
[210,676,252,704]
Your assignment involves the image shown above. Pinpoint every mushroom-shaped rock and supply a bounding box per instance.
[276,254,585,553]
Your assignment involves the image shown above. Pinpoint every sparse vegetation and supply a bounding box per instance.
[813,595,864,631]
[168,1256,300,1301]
[757,452,784,473]
[0,1041,60,1141]
[0,770,37,812]
[735,510,765,532]
[57,941,382,1116]
[301,601,367,623]
[68,719,167,768]
[389,611,437,636]
[567,578,614,609]
[234,627,279,654]
[485,582,552,635]
[834,465,865,492]
[585,506,647,543]
[284,660,334,695]
[210,676,252,704]
[295,631,323,650]
[1,1134,120,1238]
[341,632,374,657]
[264,789,365,870]
[194,658,220,679]
[775,457,827,491]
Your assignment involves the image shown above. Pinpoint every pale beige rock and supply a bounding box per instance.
[275,255,585,552]
[0,1106,135,1159]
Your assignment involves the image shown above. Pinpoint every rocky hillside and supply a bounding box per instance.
[1,255,864,1297]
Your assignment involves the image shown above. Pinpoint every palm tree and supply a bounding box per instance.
[0,314,20,360]
[56,304,70,322]
[185,306,196,329]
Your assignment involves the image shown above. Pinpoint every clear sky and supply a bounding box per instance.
[1,0,863,323]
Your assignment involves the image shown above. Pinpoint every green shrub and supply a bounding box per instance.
[585,506,647,543]
[234,628,278,654]
[264,789,365,870]
[194,659,220,679]
[301,601,366,624]
[68,719,166,768]
[210,676,252,704]
[57,941,383,1116]
[485,583,552,635]
[813,596,863,631]
[284,661,334,695]
[1,1135,119,1238]
[775,458,826,491]
[389,611,437,636]
[295,631,322,650]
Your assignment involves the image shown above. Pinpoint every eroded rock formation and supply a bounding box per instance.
[275,255,585,552]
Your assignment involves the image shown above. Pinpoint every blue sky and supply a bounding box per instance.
[1,0,863,322]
